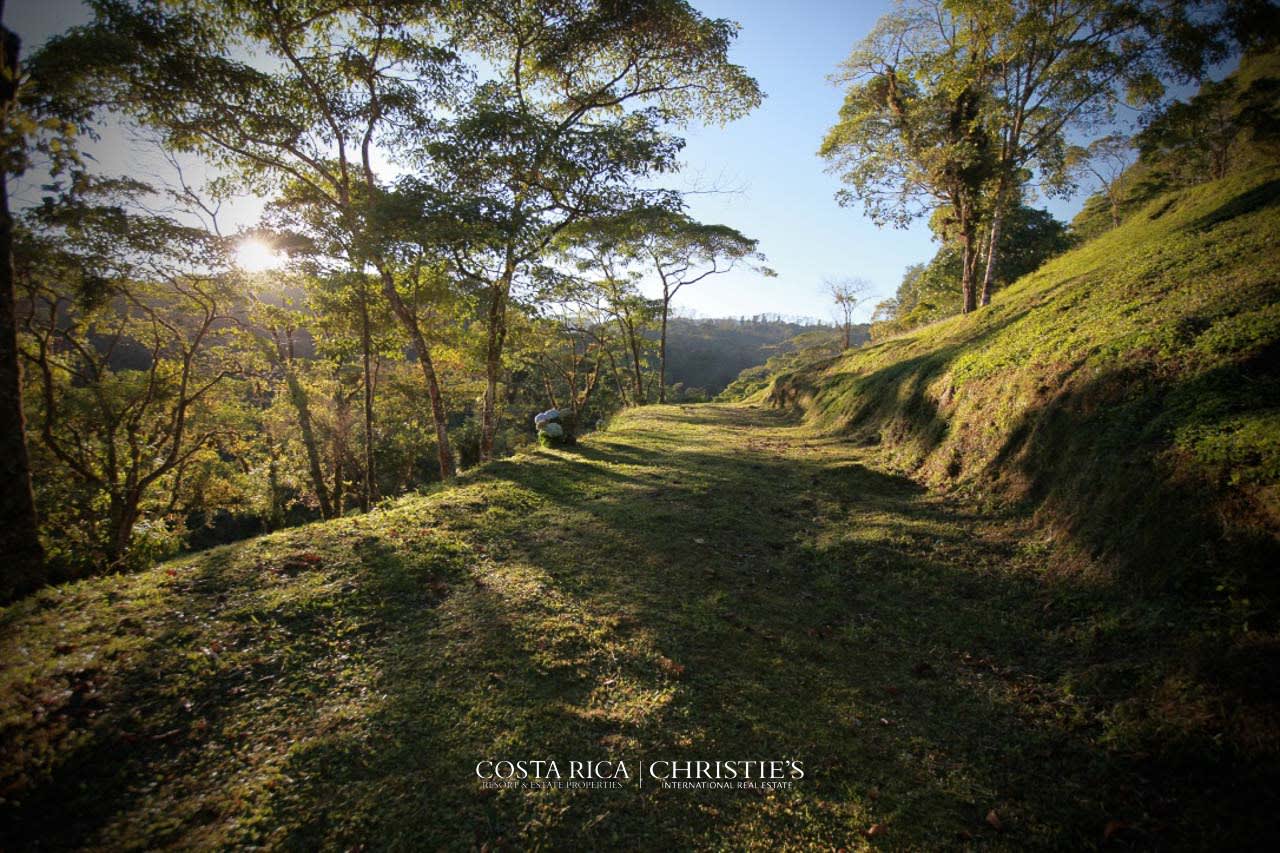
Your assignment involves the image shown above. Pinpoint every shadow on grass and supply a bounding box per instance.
[3,404,1277,849]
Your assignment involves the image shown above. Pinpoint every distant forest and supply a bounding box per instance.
[661,316,867,397]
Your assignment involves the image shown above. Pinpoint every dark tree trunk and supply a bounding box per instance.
[658,296,669,403]
[625,319,645,403]
[479,272,511,463]
[267,449,284,531]
[960,216,979,315]
[603,345,628,406]
[379,270,455,479]
[0,23,45,602]
[359,281,375,510]
[332,458,344,516]
[107,492,141,569]
[284,365,334,519]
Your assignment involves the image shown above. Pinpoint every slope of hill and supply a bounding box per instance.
[767,166,1279,589]
[5,404,1277,848]
[765,165,1280,786]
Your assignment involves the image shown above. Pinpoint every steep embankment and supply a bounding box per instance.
[770,167,1280,598]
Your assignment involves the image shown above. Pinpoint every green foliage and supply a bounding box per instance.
[824,0,1254,312]
[1138,78,1248,183]
[666,317,849,397]
[14,178,245,573]
[1070,49,1280,239]
[872,205,1075,338]
[718,327,846,402]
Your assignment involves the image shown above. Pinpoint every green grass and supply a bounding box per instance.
[768,167,1280,598]
[4,169,1279,850]
[3,404,1277,849]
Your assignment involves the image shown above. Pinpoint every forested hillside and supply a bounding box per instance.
[660,316,862,397]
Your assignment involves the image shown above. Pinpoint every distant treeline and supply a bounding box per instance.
[659,316,861,397]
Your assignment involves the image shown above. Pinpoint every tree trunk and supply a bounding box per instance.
[658,297,669,403]
[479,273,511,463]
[960,218,979,315]
[979,201,1004,308]
[358,282,375,510]
[332,458,344,516]
[603,345,628,406]
[378,270,455,479]
[0,23,46,602]
[107,493,140,569]
[284,366,334,519]
[626,319,645,403]
[332,385,352,515]
[267,448,284,531]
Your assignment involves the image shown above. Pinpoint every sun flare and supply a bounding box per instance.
[235,238,283,273]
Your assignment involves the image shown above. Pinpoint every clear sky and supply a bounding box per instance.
[674,0,936,322]
[7,0,1103,323]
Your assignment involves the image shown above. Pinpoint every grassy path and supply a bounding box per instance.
[1,405,1196,849]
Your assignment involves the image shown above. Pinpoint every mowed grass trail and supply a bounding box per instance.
[0,405,1252,849]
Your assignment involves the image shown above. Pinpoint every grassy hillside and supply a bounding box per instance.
[5,405,1277,849]
[769,166,1279,596]
[765,165,1280,797]
[2,171,1276,851]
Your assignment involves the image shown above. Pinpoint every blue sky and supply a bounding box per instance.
[670,0,1111,322]
[8,0,1107,322]
[674,0,934,321]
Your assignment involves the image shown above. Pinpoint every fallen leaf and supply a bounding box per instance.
[864,823,887,838]
[986,809,1003,831]
[657,656,686,678]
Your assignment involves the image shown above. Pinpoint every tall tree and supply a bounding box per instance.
[582,209,769,403]
[422,0,761,459]
[56,0,465,479]
[0,9,45,599]
[945,0,1249,305]
[16,179,241,568]
[1,5,84,598]
[826,276,869,350]
[1066,133,1136,229]
[820,3,997,313]
[249,299,336,519]
[1136,78,1245,184]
